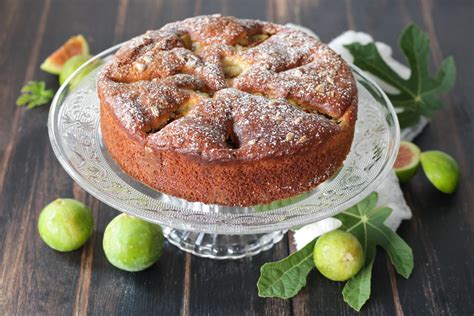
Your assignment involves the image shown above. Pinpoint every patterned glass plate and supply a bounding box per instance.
[48,44,400,235]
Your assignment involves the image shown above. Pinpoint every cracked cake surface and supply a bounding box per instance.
[98,14,358,206]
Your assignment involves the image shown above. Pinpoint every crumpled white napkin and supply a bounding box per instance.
[286,25,417,250]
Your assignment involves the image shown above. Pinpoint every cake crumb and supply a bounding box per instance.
[135,62,146,72]
[297,135,308,144]
[143,55,153,64]
[294,117,303,124]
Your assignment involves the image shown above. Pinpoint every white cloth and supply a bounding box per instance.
[286,26,417,250]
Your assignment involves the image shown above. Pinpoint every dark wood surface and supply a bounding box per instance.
[1,0,473,315]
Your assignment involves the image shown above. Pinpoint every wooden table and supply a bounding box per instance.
[1,0,472,314]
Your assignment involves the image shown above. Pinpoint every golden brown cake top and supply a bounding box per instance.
[99,14,357,161]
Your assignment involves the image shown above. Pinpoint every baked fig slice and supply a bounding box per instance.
[40,35,89,75]
[394,141,421,182]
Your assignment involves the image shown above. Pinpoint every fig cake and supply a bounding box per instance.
[98,15,358,206]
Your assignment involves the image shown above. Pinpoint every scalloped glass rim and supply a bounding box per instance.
[48,42,400,235]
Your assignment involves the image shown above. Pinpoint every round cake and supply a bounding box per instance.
[98,15,358,206]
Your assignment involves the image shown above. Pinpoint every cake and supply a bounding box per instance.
[98,15,358,206]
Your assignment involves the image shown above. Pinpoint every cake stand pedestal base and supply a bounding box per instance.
[162,227,286,260]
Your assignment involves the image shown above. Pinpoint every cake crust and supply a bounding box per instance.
[99,15,358,206]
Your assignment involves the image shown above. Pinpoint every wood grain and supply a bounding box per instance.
[113,0,129,43]
[0,0,53,313]
[71,191,99,316]
[0,0,473,315]
[386,257,404,316]
[0,0,50,191]
[181,253,192,316]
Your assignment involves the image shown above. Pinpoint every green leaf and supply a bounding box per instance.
[16,81,54,109]
[336,192,413,310]
[257,193,413,311]
[257,192,413,311]
[16,94,34,106]
[345,24,456,128]
[342,245,376,311]
[257,238,316,299]
[372,219,413,278]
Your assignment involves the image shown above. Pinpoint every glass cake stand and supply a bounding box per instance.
[48,44,400,260]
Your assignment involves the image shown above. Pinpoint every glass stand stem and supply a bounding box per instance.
[162,227,286,260]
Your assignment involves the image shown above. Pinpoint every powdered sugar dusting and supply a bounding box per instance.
[98,15,357,161]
